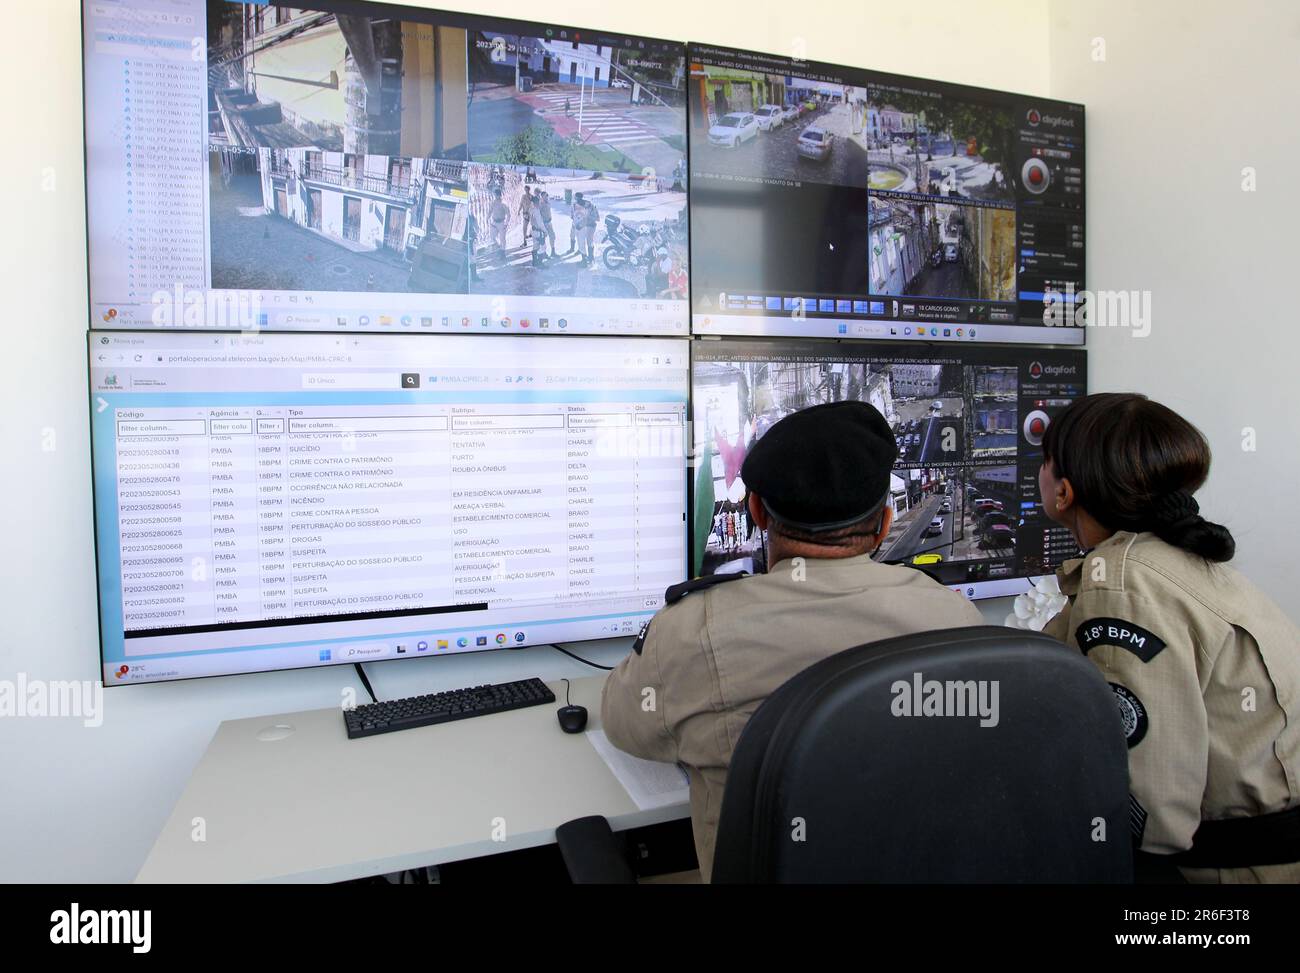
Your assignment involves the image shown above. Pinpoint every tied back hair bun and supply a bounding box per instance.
[1148,490,1235,563]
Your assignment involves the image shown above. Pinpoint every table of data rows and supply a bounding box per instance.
[112,403,685,633]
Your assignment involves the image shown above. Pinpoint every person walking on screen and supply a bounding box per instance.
[489,189,509,262]
[538,191,557,257]
[569,192,586,258]
[519,186,533,249]
[529,194,547,267]
[580,196,599,266]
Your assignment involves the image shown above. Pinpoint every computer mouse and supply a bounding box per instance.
[557,705,588,734]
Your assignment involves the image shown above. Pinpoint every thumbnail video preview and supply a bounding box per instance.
[468,29,686,178]
[868,194,1016,303]
[203,4,689,302]
[467,164,687,300]
[206,2,469,159]
[690,63,869,189]
[863,87,1016,203]
[209,147,472,294]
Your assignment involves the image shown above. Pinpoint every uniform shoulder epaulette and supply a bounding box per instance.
[664,571,750,606]
[632,572,750,655]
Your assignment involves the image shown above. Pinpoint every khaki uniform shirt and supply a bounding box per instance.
[600,554,985,880]
[1044,531,1300,883]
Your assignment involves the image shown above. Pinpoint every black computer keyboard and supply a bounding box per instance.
[343,677,557,739]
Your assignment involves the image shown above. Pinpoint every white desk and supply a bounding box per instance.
[135,675,689,883]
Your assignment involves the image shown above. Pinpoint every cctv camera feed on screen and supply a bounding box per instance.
[82,1,688,336]
[687,43,1085,345]
[89,331,688,685]
[691,338,1087,600]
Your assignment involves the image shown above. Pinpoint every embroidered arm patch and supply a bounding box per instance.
[1076,617,1167,663]
[1110,682,1149,748]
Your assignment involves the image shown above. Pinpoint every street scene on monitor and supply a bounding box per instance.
[863,85,1016,202]
[175,2,691,332]
[209,147,472,294]
[690,343,1085,593]
[689,61,870,189]
[685,48,1084,342]
[468,29,687,179]
[466,164,687,300]
[206,3,470,158]
[868,194,1016,303]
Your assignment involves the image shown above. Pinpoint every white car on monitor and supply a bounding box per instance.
[708,112,759,148]
[797,125,833,161]
[753,105,785,131]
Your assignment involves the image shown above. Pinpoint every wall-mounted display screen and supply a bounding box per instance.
[687,44,1085,345]
[89,330,688,685]
[690,337,1087,599]
[82,1,689,336]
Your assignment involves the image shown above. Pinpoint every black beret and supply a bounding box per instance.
[740,400,898,531]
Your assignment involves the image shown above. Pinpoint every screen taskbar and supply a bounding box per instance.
[105,608,650,686]
[692,313,1084,344]
[93,292,689,337]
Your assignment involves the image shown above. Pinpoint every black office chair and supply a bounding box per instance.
[557,626,1133,883]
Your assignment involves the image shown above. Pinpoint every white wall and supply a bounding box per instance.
[1047,0,1300,616]
[0,0,1051,883]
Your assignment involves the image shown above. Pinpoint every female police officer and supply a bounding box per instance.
[1040,392,1300,882]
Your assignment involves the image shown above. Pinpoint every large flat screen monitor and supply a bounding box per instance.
[82,1,689,336]
[691,337,1086,599]
[89,330,689,685]
[687,44,1085,345]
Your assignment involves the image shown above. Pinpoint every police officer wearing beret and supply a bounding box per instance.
[601,401,984,880]
[1039,393,1300,883]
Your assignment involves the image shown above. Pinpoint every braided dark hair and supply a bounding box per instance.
[1041,393,1235,562]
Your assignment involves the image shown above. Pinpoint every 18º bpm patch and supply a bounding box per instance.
[1109,683,1149,748]
[1076,617,1167,662]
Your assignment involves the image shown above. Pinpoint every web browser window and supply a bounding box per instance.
[90,331,688,684]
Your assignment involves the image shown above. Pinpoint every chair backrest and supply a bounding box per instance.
[711,626,1133,883]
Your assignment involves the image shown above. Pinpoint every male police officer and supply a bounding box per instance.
[601,401,984,880]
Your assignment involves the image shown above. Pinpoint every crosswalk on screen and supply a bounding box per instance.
[89,331,688,685]
[690,338,1086,600]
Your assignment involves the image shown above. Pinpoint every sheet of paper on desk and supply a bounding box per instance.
[586,729,690,810]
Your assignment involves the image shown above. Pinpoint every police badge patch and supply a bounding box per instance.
[1109,682,1149,748]
[1075,618,1167,662]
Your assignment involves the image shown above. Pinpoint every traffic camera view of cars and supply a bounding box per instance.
[691,342,1087,588]
[685,45,1085,343]
[693,70,870,189]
